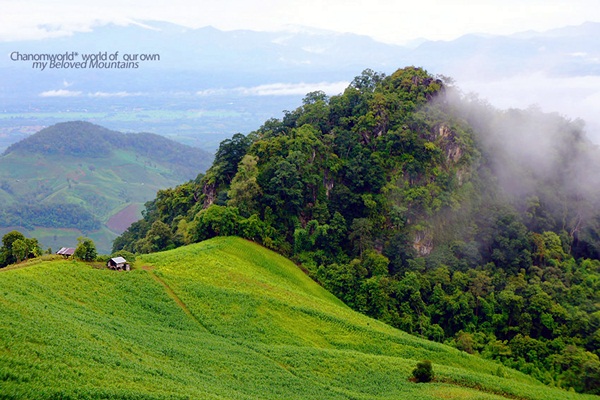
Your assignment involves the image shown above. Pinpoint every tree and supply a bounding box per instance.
[228,154,261,216]
[2,230,25,249]
[140,220,174,253]
[351,68,385,93]
[1,231,27,266]
[188,205,241,243]
[363,249,389,277]
[317,260,367,309]
[262,156,304,222]
[349,218,372,256]
[25,238,41,259]
[213,133,252,184]
[488,212,533,274]
[11,239,27,263]
[297,91,330,133]
[74,237,97,261]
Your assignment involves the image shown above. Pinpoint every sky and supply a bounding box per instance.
[2,0,600,142]
[2,0,600,44]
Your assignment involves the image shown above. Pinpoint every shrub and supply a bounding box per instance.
[412,359,434,383]
[95,254,110,263]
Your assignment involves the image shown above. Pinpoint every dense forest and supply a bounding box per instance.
[113,67,600,393]
[0,203,100,231]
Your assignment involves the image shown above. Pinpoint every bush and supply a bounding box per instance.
[95,254,111,263]
[412,360,434,383]
[110,250,136,263]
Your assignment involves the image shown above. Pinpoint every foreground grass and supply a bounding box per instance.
[0,237,595,399]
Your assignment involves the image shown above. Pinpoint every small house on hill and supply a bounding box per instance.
[56,247,75,258]
[107,257,130,271]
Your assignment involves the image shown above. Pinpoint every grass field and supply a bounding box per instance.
[0,237,596,399]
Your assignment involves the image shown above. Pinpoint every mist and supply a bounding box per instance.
[456,73,600,144]
[443,82,600,253]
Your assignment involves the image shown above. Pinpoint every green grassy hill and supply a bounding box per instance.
[0,237,595,399]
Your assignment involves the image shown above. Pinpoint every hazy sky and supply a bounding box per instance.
[3,0,600,141]
[2,0,599,43]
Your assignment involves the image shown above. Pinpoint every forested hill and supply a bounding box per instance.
[4,121,213,176]
[0,121,214,254]
[114,66,600,393]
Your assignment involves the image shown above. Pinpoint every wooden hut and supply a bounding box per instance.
[107,257,130,271]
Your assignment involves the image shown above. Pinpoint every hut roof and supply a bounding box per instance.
[56,247,75,256]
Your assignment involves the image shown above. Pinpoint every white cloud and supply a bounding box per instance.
[196,81,349,97]
[196,88,228,96]
[237,81,349,96]
[88,91,144,97]
[39,89,146,98]
[39,89,82,97]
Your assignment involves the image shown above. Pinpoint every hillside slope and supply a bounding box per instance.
[0,121,212,253]
[0,237,594,399]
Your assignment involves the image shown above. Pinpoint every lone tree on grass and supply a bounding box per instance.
[412,360,434,383]
[74,237,97,261]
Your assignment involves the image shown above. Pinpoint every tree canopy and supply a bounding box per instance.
[74,237,97,262]
[0,230,42,267]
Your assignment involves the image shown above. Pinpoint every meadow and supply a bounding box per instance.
[0,237,596,399]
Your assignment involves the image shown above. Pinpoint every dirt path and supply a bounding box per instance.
[141,265,210,332]
[139,267,321,380]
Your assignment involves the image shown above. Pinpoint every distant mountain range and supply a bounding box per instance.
[2,21,599,89]
[1,20,599,149]
[0,121,212,253]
